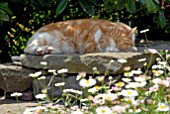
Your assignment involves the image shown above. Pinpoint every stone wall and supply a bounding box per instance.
[0,52,159,100]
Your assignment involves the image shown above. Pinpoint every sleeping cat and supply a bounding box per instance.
[24,18,137,55]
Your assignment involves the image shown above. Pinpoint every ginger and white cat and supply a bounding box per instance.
[24,19,137,55]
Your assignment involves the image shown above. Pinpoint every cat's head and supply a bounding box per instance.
[115,27,137,52]
[98,26,137,52]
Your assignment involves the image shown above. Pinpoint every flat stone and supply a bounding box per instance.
[0,64,35,92]
[20,52,159,74]
[33,74,81,98]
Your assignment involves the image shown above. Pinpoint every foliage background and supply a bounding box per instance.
[0,0,170,63]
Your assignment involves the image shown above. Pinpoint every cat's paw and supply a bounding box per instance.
[35,46,54,55]
[45,46,54,54]
[35,48,44,55]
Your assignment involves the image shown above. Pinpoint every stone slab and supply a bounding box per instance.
[20,52,159,74]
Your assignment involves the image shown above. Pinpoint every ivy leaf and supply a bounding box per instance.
[87,0,97,5]
[11,0,21,2]
[56,0,69,16]
[0,9,9,21]
[37,0,47,6]
[154,0,159,4]
[126,0,137,13]
[144,0,159,13]
[139,0,145,5]
[0,2,13,15]
[159,10,166,28]
[102,0,115,13]
[116,0,126,10]
[78,0,95,15]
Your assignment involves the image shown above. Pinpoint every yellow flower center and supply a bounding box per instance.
[86,80,90,84]
[159,105,165,109]
[106,96,112,101]
[101,109,106,113]
[152,70,157,74]
[127,91,132,95]
[94,86,100,90]
[116,82,124,87]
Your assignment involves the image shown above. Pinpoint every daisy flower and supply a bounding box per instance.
[121,89,138,97]
[131,70,143,75]
[138,58,147,62]
[57,68,68,73]
[29,71,42,78]
[111,105,126,113]
[76,72,86,80]
[118,59,127,63]
[115,82,125,88]
[95,106,112,114]
[124,72,134,77]
[79,78,96,88]
[157,102,169,112]
[35,94,46,100]
[152,70,164,76]
[103,93,118,101]
[71,109,84,114]
[55,82,65,87]
[149,85,158,92]
[134,75,146,82]
[11,92,22,97]
[88,86,101,94]
[140,29,149,33]
[40,61,47,66]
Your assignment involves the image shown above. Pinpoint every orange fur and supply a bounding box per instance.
[24,19,137,54]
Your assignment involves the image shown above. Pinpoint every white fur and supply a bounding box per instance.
[105,40,119,52]
[132,33,135,42]
[94,29,104,51]
[94,29,102,43]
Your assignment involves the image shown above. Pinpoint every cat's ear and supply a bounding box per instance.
[128,27,137,37]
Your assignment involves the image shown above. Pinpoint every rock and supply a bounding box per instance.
[0,64,35,93]
[33,74,81,98]
[136,40,170,51]
[20,52,159,74]
[0,51,161,100]
[20,89,34,101]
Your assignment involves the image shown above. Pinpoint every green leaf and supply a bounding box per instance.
[78,0,95,15]
[116,0,126,10]
[0,2,13,15]
[0,10,9,21]
[11,0,21,2]
[144,0,159,13]
[153,14,159,23]
[126,0,137,13]
[139,0,145,5]
[159,11,166,28]
[102,0,115,13]
[154,0,159,4]
[87,0,97,5]
[37,0,47,6]
[56,0,69,15]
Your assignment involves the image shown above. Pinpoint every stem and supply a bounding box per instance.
[47,75,55,87]
[34,78,39,94]
[16,96,22,114]
[145,53,153,75]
